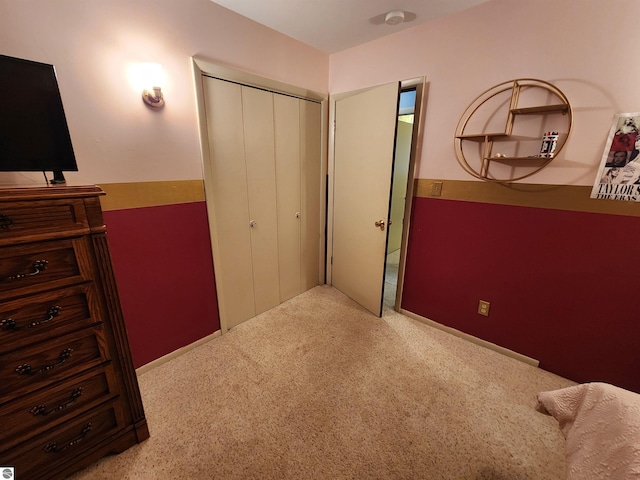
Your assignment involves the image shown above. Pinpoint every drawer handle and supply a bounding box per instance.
[31,387,84,416]
[15,348,74,376]
[3,259,48,281]
[0,212,13,229]
[1,306,62,331]
[43,423,92,453]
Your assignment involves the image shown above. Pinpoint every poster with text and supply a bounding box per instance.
[591,113,640,201]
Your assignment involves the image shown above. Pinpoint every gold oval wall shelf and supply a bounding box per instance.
[454,78,572,183]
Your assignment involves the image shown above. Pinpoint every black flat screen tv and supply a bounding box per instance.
[0,54,78,183]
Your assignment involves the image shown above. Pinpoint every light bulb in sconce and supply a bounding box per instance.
[137,63,165,109]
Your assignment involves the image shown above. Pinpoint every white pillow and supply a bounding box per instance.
[537,382,640,480]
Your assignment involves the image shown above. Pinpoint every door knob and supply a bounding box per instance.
[374,219,386,231]
[249,220,257,228]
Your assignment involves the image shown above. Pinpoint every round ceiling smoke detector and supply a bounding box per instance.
[385,10,405,25]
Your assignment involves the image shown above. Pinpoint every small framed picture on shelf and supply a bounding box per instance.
[539,132,559,158]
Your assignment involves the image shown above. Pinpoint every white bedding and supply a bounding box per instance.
[537,382,640,479]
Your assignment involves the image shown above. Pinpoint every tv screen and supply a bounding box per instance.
[0,54,78,182]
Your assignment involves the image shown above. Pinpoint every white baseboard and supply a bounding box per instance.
[399,309,539,367]
[135,330,222,376]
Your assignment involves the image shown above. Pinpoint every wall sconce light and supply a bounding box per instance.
[142,86,164,108]
[137,63,165,109]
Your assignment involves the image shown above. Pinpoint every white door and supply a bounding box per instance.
[242,86,281,316]
[274,95,324,303]
[274,94,301,303]
[201,74,323,330]
[331,82,399,316]
[300,100,322,291]
[202,78,256,328]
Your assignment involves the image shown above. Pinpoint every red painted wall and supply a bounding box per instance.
[402,197,640,393]
[103,201,219,368]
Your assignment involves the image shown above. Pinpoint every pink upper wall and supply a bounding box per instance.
[1,0,634,187]
[329,0,640,185]
[3,0,629,187]
[0,0,328,186]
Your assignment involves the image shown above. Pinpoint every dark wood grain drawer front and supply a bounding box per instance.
[0,327,109,405]
[0,198,90,246]
[3,402,123,479]
[0,186,148,479]
[0,238,93,300]
[0,284,101,355]
[0,366,120,450]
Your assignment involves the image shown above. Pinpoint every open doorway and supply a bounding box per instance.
[383,88,416,309]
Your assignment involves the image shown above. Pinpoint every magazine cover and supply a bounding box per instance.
[591,113,640,201]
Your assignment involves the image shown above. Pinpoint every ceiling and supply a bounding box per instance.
[209,0,490,54]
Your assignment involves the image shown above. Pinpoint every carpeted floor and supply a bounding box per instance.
[69,285,573,479]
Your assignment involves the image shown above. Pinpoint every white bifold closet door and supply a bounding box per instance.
[202,77,321,330]
[242,86,280,315]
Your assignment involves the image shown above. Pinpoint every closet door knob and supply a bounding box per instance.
[295,212,301,219]
[249,220,257,228]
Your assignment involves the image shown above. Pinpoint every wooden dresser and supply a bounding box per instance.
[0,186,148,479]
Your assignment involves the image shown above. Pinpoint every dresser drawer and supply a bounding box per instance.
[0,366,120,450]
[0,238,94,301]
[0,197,90,247]
[0,284,101,355]
[0,326,109,405]
[2,401,125,479]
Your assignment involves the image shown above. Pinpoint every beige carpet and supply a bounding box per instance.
[70,285,573,479]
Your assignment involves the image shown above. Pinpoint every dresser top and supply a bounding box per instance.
[0,185,104,202]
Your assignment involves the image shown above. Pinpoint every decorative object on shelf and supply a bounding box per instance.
[454,78,572,183]
[591,112,640,201]
[539,131,559,158]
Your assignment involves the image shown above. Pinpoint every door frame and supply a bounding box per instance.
[191,56,329,332]
[327,77,426,312]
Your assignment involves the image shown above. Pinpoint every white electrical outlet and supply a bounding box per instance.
[478,300,490,316]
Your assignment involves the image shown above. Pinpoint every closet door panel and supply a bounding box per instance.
[203,78,255,328]
[274,94,301,302]
[242,86,280,315]
[300,99,322,291]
